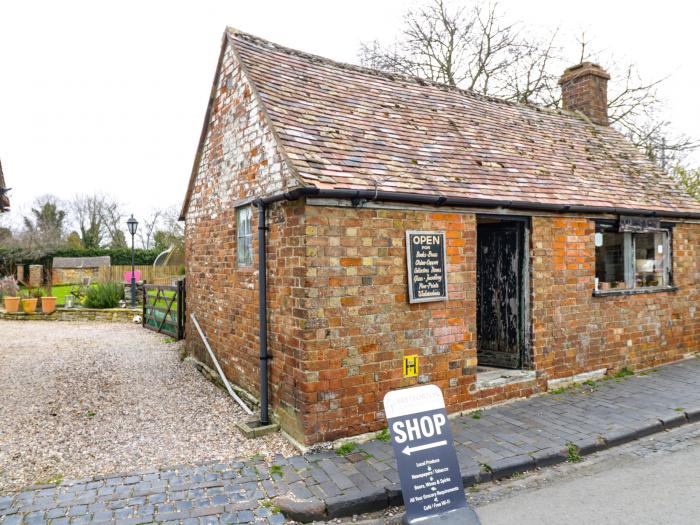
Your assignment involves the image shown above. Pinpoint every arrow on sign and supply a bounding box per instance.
[402,440,448,456]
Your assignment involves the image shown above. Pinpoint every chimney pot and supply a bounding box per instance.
[559,62,611,126]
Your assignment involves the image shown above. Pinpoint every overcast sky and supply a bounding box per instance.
[1,0,698,232]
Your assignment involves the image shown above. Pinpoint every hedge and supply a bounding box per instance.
[43,248,161,265]
[0,247,161,276]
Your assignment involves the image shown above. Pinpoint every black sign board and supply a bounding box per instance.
[618,215,661,233]
[406,231,448,303]
[384,385,480,525]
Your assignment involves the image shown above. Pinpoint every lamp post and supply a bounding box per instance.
[127,215,139,307]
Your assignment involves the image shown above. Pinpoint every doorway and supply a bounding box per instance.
[476,218,529,369]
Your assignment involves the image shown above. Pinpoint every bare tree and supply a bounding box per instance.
[100,199,127,248]
[359,0,697,167]
[359,0,562,104]
[574,33,699,166]
[138,209,162,250]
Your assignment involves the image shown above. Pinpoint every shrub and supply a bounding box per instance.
[0,275,20,299]
[31,287,46,298]
[83,282,124,308]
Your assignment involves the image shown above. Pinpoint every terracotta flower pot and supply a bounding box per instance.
[21,298,38,313]
[41,296,57,314]
[3,296,20,313]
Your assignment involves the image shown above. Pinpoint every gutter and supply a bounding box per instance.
[251,187,700,426]
[257,187,700,220]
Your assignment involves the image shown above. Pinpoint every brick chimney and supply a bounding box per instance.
[559,62,611,126]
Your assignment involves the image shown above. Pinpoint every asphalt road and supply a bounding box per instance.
[475,426,700,525]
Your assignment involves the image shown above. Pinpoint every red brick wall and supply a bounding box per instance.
[294,205,477,443]
[184,41,302,421]
[532,217,700,380]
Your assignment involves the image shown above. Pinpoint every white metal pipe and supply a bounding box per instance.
[190,313,254,416]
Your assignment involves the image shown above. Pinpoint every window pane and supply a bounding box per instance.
[237,206,253,266]
[595,232,627,289]
[634,232,666,288]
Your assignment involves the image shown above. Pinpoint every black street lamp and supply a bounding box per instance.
[127,215,139,307]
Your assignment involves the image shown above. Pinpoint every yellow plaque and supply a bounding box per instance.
[403,355,419,378]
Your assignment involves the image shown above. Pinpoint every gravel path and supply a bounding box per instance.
[0,321,296,494]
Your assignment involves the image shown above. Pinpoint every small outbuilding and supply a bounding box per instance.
[180,29,700,445]
[52,256,111,285]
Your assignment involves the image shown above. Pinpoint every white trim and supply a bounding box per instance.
[546,368,607,390]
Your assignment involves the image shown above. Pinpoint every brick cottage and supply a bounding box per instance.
[180,29,700,445]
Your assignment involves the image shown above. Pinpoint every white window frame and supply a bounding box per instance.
[236,206,253,267]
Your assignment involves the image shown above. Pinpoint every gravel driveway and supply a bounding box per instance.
[0,321,296,494]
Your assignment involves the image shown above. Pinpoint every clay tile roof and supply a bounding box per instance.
[184,29,700,217]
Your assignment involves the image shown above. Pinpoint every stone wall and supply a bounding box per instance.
[0,308,141,322]
[52,267,102,285]
[28,265,42,288]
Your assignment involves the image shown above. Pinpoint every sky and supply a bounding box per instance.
[1,0,699,233]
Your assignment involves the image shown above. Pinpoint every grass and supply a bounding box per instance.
[260,500,281,513]
[566,442,582,463]
[336,441,358,456]
[376,428,391,442]
[21,284,100,307]
[36,473,64,486]
[269,465,283,477]
[162,336,178,344]
[86,410,96,418]
[674,407,685,412]
[614,367,635,378]
[471,410,482,419]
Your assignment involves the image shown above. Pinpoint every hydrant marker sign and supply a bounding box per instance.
[384,385,469,523]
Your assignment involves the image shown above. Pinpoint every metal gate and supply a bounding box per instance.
[142,280,185,340]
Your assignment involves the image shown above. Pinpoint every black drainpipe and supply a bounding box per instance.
[255,200,270,425]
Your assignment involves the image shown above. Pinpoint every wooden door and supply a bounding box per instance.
[476,222,522,368]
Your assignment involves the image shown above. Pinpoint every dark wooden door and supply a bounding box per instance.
[476,222,522,368]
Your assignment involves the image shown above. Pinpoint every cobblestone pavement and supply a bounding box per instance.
[2,356,700,524]
[321,412,700,524]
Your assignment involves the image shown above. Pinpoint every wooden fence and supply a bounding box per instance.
[97,265,183,285]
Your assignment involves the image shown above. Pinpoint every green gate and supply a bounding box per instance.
[142,280,185,339]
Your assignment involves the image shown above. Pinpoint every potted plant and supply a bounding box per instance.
[42,273,57,314]
[21,288,39,313]
[0,276,21,313]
